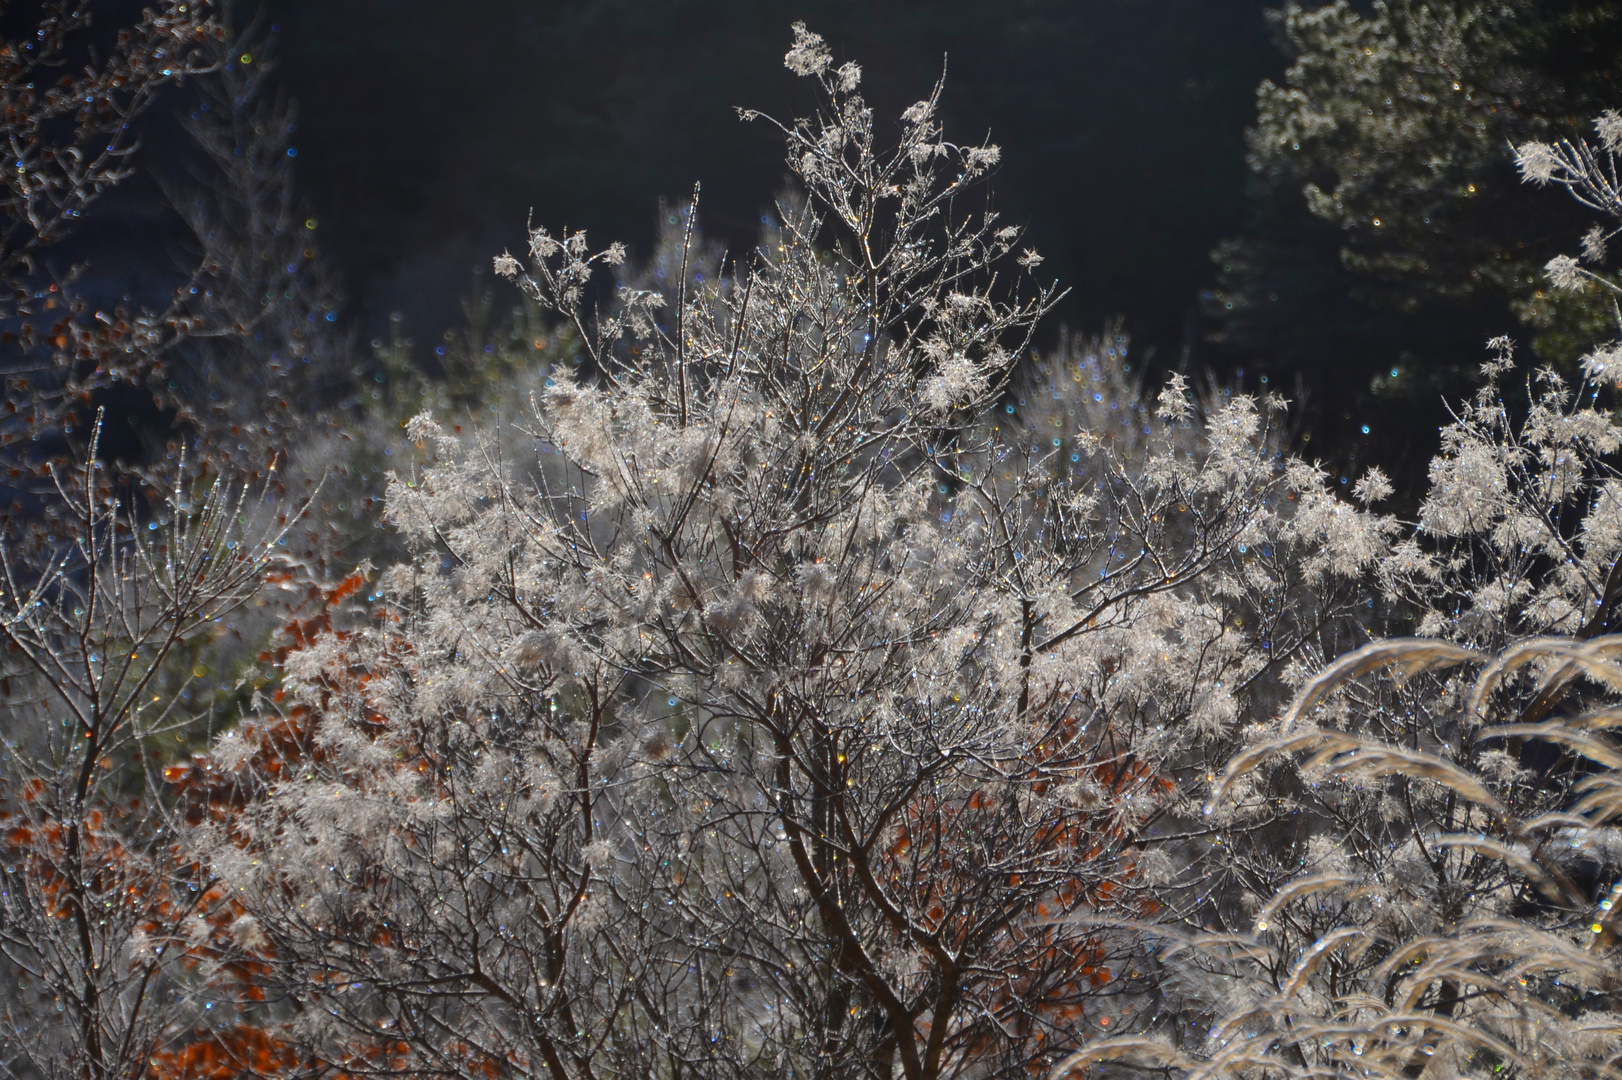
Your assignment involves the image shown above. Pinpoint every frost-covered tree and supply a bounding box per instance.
[0,6,361,1079]
[1073,111,1622,1080]
[0,424,298,1080]
[203,25,1394,1080]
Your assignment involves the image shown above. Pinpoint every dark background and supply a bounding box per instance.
[254,0,1281,367]
[49,0,1617,494]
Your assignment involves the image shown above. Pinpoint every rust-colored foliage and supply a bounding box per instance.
[867,711,1168,1071]
[147,1025,303,1080]
[144,570,419,1079]
[0,570,394,1080]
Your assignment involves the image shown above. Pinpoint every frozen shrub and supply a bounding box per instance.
[211,26,1389,1080]
[1074,110,1622,1080]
